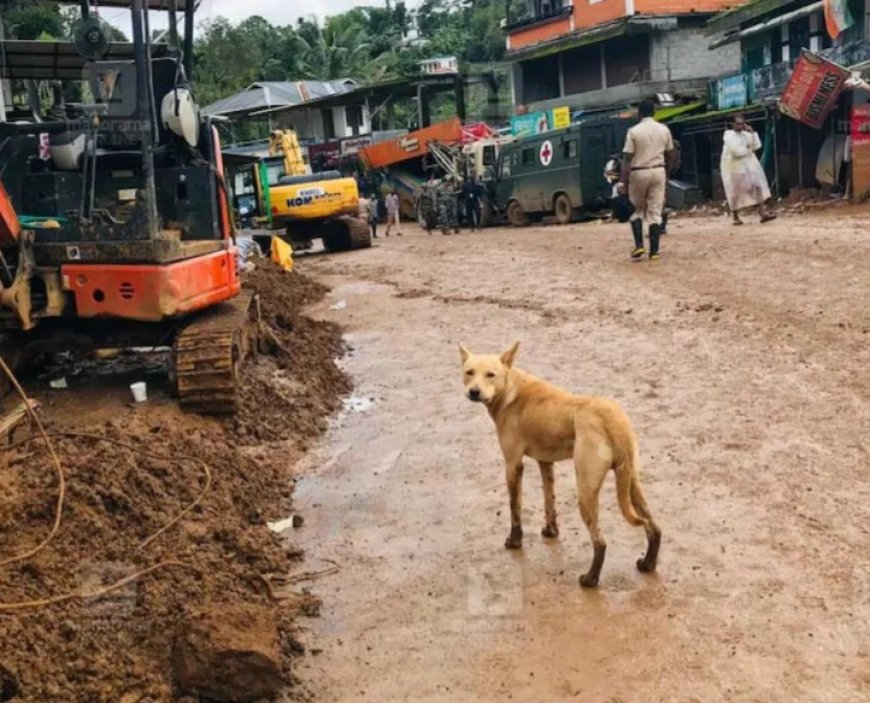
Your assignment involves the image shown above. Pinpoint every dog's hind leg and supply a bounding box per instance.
[630,478,662,573]
[538,462,559,538]
[503,459,525,549]
[575,443,609,588]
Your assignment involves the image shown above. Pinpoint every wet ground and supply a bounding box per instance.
[289,213,869,703]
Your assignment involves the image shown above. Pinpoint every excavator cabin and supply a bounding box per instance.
[0,1,257,413]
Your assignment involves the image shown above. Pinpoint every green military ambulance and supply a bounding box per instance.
[496,117,632,225]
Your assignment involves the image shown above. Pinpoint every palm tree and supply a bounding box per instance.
[296,16,374,81]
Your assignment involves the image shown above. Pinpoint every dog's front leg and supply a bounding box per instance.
[504,460,524,549]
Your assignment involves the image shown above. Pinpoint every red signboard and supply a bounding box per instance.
[307,140,341,169]
[851,104,870,145]
[778,50,850,129]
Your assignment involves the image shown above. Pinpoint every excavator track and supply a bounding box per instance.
[173,291,260,414]
[321,216,372,252]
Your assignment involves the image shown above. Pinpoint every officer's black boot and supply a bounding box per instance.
[630,219,645,259]
[649,224,662,259]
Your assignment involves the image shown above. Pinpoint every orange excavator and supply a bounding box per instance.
[0,0,256,413]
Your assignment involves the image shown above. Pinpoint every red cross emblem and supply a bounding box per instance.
[540,140,553,167]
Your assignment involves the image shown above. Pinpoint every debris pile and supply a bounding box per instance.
[0,261,345,702]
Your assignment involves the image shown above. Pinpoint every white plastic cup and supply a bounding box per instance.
[130,382,147,403]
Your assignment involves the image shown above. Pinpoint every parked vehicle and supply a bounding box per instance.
[496,118,632,225]
[224,129,370,253]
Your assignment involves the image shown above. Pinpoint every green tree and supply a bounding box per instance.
[193,17,271,106]
[1,0,63,39]
[295,16,374,81]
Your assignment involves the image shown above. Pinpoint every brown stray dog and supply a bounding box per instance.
[459,342,661,588]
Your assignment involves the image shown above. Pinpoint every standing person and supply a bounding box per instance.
[618,99,674,260]
[384,189,403,237]
[462,176,484,231]
[419,177,438,234]
[359,194,378,239]
[436,179,460,235]
[721,114,776,225]
[605,153,633,223]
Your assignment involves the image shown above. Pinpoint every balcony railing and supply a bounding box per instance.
[503,4,573,34]
[709,41,870,111]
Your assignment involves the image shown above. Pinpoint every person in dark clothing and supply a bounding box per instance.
[462,177,484,231]
[605,153,634,223]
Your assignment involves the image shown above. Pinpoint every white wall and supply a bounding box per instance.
[278,108,325,142]
[329,104,372,138]
[649,28,742,82]
[276,102,372,141]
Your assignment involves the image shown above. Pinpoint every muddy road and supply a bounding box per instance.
[289,213,869,703]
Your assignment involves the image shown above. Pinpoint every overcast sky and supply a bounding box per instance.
[108,0,400,36]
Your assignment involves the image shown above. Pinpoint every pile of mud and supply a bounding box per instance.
[0,261,346,702]
[236,262,350,446]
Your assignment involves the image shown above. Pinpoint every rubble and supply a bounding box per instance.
[0,261,348,702]
[172,604,284,702]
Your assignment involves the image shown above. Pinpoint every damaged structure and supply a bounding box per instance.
[694,0,870,198]
[503,0,870,201]
[504,0,744,113]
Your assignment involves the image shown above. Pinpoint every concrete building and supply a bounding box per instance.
[707,0,870,109]
[504,0,745,113]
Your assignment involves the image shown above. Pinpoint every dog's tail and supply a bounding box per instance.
[614,448,645,527]
[612,423,660,541]
[608,413,655,528]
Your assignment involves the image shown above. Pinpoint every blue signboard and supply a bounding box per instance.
[510,111,550,137]
[716,74,749,110]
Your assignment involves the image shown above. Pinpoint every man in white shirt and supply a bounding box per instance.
[385,190,403,237]
[618,99,674,260]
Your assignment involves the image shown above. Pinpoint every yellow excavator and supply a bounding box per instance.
[227,129,371,252]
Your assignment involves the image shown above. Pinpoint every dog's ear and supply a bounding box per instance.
[501,341,520,368]
[458,343,470,363]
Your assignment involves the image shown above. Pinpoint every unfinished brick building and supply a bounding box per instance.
[505,0,746,112]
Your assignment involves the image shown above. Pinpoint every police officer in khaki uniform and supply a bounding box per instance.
[618,99,675,260]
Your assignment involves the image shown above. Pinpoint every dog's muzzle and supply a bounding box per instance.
[468,388,482,402]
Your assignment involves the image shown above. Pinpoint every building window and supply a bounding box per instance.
[564,140,577,159]
[562,43,603,95]
[604,35,651,87]
[531,0,565,17]
[521,55,561,103]
[789,16,811,61]
[322,109,336,140]
[346,105,364,129]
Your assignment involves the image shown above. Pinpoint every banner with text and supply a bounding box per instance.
[778,50,850,129]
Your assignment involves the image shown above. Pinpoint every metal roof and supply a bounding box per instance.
[0,40,171,80]
[202,80,359,118]
[504,16,680,63]
[707,0,800,35]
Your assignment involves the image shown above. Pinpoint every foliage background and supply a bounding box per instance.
[0,0,516,131]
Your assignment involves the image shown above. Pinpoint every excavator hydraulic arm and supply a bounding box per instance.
[269,129,307,177]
